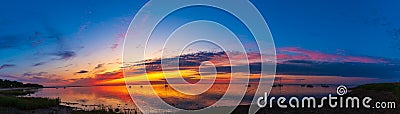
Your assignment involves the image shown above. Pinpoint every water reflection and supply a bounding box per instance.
[26,84,338,113]
[27,86,138,112]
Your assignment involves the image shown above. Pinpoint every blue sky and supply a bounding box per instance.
[0,0,399,86]
[255,0,400,58]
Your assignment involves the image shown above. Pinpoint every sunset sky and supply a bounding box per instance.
[0,0,399,86]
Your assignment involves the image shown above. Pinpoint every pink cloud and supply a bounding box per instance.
[67,70,124,86]
[277,47,387,63]
[111,16,132,50]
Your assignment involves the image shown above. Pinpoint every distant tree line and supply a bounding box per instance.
[0,79,43,88]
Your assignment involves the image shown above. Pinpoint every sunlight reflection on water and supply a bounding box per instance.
[26,84,338,113]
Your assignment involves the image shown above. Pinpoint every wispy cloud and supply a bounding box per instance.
[278,47,387,63]
[94,63,104,70]
[51,51,76,60]
[111,16,132,50]
[56,64,73,69]
[0,64,16,70]
[23,72,48,77]
[32,62,46,67]
[68,70,123,86]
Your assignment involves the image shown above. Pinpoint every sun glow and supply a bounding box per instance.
[98,69,201,85]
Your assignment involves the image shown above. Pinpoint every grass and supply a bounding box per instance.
[0,89,35,96]
[0,96,60,110]
[69,104,138,114]
[353,82,400,96]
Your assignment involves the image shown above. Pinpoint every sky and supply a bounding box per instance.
[0,0,399,86]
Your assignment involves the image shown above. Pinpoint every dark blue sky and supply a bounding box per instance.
[255,0,400,58]
[0,0,399,85]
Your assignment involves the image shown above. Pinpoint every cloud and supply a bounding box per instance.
[210,59,400,79]
[77,21,91,36]
[94,63,104,70]
[68,70,124,86]
[0,64,16,70]
[94,71,123,81]
[75,70,88,74]
[33,62,46,67]
[22,72,48,77]
[278,47,387,63]
[64,48,399,86]
[111,43,119,50]
[51,51,76,60]
[110,16,131,50]
[276,60,400,79]
[91,63,106,74]
[138,51,227,72]
[133,49,399,80]
[57,64,73,69]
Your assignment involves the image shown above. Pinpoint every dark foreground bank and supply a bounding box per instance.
[232,82,400,114]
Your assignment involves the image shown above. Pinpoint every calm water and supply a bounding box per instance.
[25,84,338,113]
